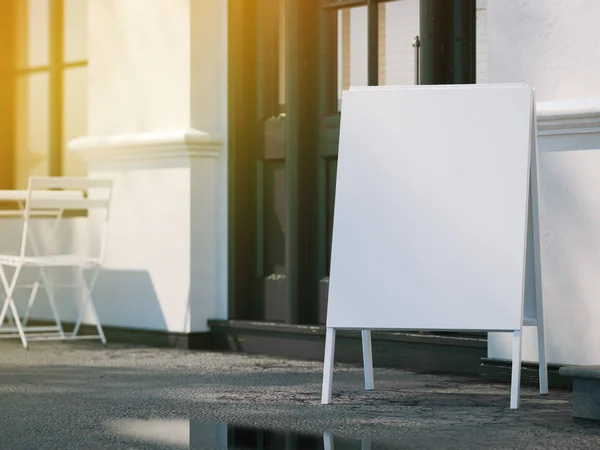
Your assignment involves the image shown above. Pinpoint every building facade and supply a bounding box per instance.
[1,0,600,377]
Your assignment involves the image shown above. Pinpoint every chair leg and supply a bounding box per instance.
[8,298,27,348]
[22,281,40,326]
[0,265,28,348]
[38,267,65,339]
[73,267,105,344]
[4,298,14,327]
[0,265,16,325]
[21,211,65,337]
[0,291,12,329]
[0,268,12,327]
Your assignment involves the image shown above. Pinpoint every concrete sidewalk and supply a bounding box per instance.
[0,341,597,449]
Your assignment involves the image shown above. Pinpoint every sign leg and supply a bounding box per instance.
[321,327,336,405]
[510,329,523,409]
[537,320,549,395]
[529,94,548,396]
[361,330,374,390]
[362,436,372,450]
[323,431,334,450]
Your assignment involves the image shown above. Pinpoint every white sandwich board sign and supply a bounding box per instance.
[321,84,547,409]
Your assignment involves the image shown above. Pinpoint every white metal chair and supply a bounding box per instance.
[0,188,83,341]
[0,177,113,348]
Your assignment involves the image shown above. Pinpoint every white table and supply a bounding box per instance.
[0,191,28,218]
[0,190,83,201]
[0,190,83,216]
[0,190,29,201]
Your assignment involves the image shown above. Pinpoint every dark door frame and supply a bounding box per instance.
[228,0,320,324]
[228,0,259,321]
[228,0,477,325]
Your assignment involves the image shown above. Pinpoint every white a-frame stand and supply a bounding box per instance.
[321,85,548,410]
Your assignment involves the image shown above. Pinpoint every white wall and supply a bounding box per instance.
[476,0,489,83]
[87,0,191,135]
[0,0,229,335]
[488,100,600,366]
[487,0,600,102]
[486,0,600,365]
[76,0,228,334]
[191,0,229,330]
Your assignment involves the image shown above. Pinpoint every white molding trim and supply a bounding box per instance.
[537,98,600,136]
[68,129,223,162]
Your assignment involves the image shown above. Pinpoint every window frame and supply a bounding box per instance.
[1,0,88,191]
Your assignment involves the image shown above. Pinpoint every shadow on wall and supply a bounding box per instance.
[0,268,167,333]
[0,218,167,332]
[489,142,600,366]
[88,269,167,330]
[535,145,600,364]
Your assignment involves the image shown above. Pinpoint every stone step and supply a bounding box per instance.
[559,365,600,420]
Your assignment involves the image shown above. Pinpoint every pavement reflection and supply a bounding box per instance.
[107,419,393,449]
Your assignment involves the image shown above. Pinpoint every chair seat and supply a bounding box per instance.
[0,253,100,268]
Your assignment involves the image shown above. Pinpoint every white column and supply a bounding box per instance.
[488,100,600,366]
[486,0,600,365]
[68,0,228,333]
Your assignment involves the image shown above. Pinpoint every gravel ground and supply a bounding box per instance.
[0,341,597,449]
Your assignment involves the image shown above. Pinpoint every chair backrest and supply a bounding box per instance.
[25,177,112,211]
[19,177,114,261]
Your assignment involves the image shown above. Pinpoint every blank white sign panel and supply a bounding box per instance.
[327,85,533,331]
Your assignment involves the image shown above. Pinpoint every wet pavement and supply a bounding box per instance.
[0,341,598,449]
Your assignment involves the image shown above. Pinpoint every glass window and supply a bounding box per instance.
[384,0,419,86]
[337,6,368,108]
[336,1,420,110]
[278,0,286,111]
[64,0,88,62]
[10,0,89,189]
[16,0,50,69]
[14,73,50,189]
[63,67,88,177]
